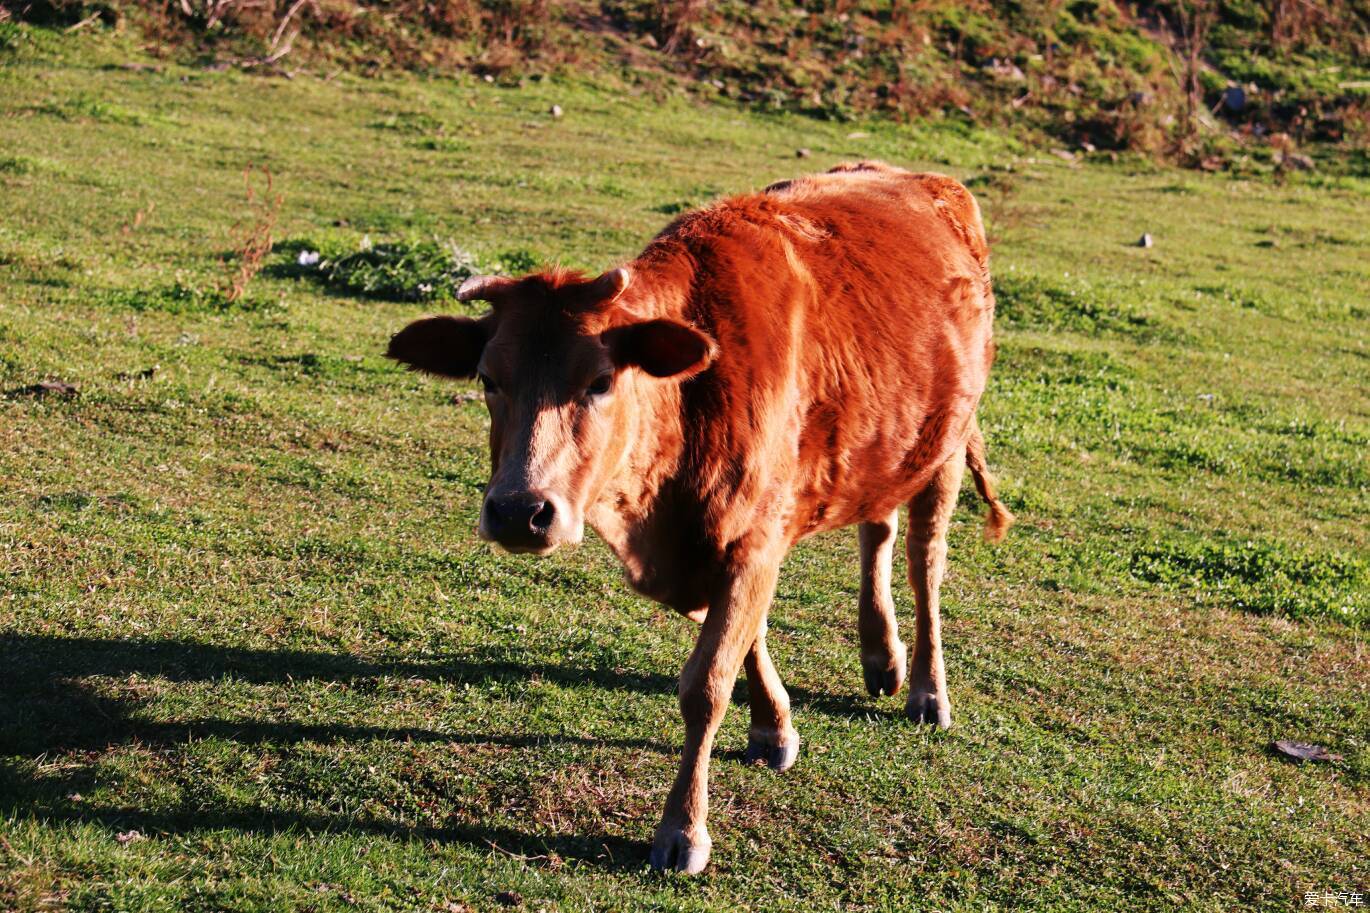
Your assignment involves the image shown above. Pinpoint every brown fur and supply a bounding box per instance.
[388,161,1013,873]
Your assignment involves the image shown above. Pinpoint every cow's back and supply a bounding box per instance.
[641,162,997,546]
[766,161,989,272]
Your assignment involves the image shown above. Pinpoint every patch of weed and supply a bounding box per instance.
[0,155,36,175]
[1193,283,1280,317]
[997,346,1135,391]
[1135,422,1367,490]
[1131,538,1367,624]
[651,184,722,215]
[994,272,1163,338]
[0,21,30,53]
[236,353,392,391]
[30,94,148,126]
[411,137,470,153]
[97,284,282,315]
[34,491,94,511]
[369,112,444,135]
[323,241,477,302]
[271,239,479,302]
[485,248,540,275]
[1262,417,1367,447]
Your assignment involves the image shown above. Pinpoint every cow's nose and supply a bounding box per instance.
[484,492,556,545]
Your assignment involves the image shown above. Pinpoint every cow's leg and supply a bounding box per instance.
[651,551,780,874]
[742,622,799,772]
[858,509,907,697]
[679,610,797,773]
[905,454,966,728]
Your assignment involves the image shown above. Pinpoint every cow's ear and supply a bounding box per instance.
[603,319,717,379]
[387,315,488,379]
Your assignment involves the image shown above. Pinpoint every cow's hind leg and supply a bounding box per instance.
[858,510,907,696]
[742,623,799,772]
[905,454,966,728]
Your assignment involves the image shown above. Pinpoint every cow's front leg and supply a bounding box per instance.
[651,554,780,874]
[742,622,799,772]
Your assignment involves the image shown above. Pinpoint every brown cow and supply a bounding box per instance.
[387,161,1014,874]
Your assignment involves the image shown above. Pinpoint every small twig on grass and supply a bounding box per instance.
[483,839,548,862]
[65,13,103,32]
[234,39,297,69]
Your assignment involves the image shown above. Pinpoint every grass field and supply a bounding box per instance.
[1,25,1368,913]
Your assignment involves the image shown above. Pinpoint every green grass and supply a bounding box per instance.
[2,27,1368,913]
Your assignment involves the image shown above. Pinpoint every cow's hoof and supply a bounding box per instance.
[649,826,711,874]
[905,687,951,728]
[745,734,800,772]
[862,644,906,697]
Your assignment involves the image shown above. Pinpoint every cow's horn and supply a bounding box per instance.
[597,266,632,301]
[456,275,517,302]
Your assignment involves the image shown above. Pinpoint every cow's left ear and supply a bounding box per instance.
[387,315,488,378]
[602,319,717,379]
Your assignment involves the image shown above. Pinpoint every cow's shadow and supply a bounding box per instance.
[0,632,879,869]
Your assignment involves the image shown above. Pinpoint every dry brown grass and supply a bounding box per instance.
[0,837,67,913]
[220,163,280,304]
[119,200,154,236]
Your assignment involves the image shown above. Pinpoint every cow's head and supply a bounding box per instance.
[387,267,715,555]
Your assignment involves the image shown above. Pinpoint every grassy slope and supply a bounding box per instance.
[43,0,1370,167]
[1,27,1367,913]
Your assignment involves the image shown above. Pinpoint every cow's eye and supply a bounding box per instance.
[586,374,613,397]
[478,372,498,394]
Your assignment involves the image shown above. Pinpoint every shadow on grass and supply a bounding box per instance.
[0,633,878,745]
[0,633,882,869]
[5,798,650,870]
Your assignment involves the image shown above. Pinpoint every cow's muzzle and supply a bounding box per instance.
[479,490,577,554]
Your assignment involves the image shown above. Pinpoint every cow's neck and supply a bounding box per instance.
[585,250,728,615]
[587,373,677,540]
[584,359,714,613]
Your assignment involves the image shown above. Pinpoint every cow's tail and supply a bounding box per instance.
[965,416,1014,543]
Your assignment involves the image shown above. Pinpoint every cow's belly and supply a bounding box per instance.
[788,393,979,541]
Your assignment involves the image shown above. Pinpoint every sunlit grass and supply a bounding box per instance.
[1,27,1367,913]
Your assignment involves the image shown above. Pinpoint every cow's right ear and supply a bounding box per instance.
[386,315,488,379]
